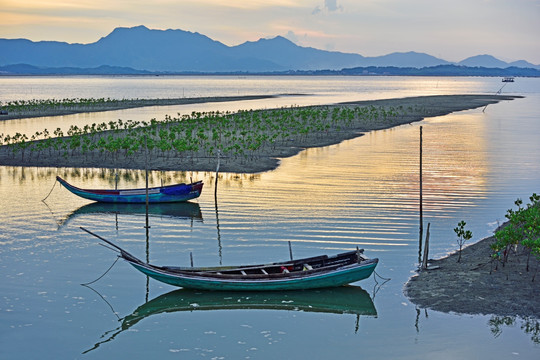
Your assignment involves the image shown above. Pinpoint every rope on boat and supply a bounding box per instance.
[98,243,121,254]
[41,177,58,202]
[81,255,120,286]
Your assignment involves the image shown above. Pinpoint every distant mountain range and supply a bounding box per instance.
[1,25,539,75]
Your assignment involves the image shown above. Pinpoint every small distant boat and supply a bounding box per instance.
[81,227,378,291]
[57,176,203,203]
[502,77,514,82]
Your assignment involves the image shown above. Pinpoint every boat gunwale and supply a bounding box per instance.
[56,175,202,195]
[128,252,379,282]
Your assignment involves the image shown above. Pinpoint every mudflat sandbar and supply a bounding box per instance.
[0,94,520,173]
[405,233,540,318]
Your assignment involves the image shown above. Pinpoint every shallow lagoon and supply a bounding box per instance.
[1,76,539,359]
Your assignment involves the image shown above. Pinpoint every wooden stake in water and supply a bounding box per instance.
[288,241,293,260]
[144,135,150,230]
[214,150,221,201]
[422,223,430,270]
[419,126,424,261]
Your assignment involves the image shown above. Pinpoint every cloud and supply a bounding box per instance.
[284,30,299,43]
[313,1,343,15]
[324,0,342,12]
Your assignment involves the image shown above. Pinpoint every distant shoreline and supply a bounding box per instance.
[0,94,521,173]
[1,64,539,77]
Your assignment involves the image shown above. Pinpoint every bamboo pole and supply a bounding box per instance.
[214,150,222,265]
[144,135,150,230]
[214,150,221,201]
[422,223,430,270]
[288,241,293,261]
[419,126,424,262]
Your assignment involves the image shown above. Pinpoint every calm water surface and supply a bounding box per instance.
[1,76,539,359]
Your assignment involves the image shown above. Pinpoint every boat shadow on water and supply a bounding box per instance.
[56,201,203,228]
[83,286,377,354]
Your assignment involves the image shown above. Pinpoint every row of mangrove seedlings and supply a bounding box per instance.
[0,97,131,114]
[0,103,417,163]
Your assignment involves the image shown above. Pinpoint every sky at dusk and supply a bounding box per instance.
[2,0,540,64]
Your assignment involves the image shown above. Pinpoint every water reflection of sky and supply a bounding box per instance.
[2,75,536,138]
[1,77,540,359]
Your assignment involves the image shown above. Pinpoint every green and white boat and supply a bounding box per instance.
[81,227,378,291]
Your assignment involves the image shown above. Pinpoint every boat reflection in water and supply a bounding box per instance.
[84,286,376,353]
[58,201,203,227]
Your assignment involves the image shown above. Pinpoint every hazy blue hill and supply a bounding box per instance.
[0,26,280,72]
[459,54,508,68]
[509,60,540,69]
[0,63,152,75]
[0,38,85,67]
[85,25,236,71]
[1,26,538,73]
[361,51,451,68]
[231,36,365,70]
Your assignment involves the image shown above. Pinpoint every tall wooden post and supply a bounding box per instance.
[214,150,221,202]
[145,135,150,230]
[422,223,430,270]
[214,150,222,265]
[419,126,424,263]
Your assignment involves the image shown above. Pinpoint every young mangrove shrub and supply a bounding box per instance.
[492,194,540,276]
[454,220,473,263]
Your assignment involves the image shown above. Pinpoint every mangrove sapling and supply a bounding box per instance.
[454,220,473,263]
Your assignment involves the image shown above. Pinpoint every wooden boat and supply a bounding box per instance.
[57,176,203,203]
[81,227,378,291]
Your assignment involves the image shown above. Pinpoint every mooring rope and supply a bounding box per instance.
[81,256,120,286]
[81,284,121,321]
[371,270,391,299]
[373,270,391,282]
[41,199,62,228]
[41,178,58,202]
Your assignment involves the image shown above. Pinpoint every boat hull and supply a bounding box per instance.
[57,176,203,203]
[79,227,379,292]
[127,258,378,291]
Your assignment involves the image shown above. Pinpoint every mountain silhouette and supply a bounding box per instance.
[0,25,538,73]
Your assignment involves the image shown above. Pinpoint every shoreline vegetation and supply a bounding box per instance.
[405,230,540,318]
[407,195,540,319]
[0,94,519,173]
[2,93,538,320]
[0,95,278,121]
